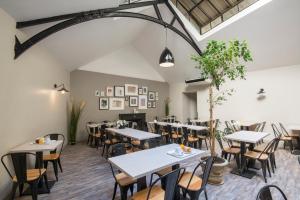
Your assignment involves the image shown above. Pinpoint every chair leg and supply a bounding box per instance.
[87,135,90,144]
[58,157,63,172]
[289,141,293,152]
[267,160,271,177]
[30,182,38,200]
[228,154,231,162]
[44,160,48,169]
[18,183,24,196]
[119,186,129,200]
[112,182,117,200]
[129,184,134,196]
[44,174,50,193]
[53,160,59,181]
[204,139,208,150]
[102,144,106,157]
[261,161,267,183]
[11,182,17,200]
[204,188,208,200]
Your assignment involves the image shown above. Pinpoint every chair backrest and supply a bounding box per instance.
[255,122,267,132]
[225,121,235,132]
[147,138,161,149]
[216,133,224,151]
[44,133,65,155]
[271,123,282,138]
[1,152,41,183]
[256,185,287,200]
[182,156,215,193]
[279,123,290,136]
[154,123,160,135]
[110,143,126,157]
[182,127,189,140]
[147,122,155,133]
[148,168,183,200]
[259,138,278,156]
[166,125,173,135]
[231,120,240,131]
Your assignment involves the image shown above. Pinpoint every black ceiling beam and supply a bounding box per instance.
[224,0,232,7]
[16,0,165,29]
[14,0,202,59]
[153,4,162,21]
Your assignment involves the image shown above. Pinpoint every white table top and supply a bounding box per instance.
[10,140,63,153]
[224,131,269,144]
[109,144,206,179]
[150,122,207,131]
[106,128,160,141]
[236,121,258,127]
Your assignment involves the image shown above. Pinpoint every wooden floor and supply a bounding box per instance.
[16,142,300,200]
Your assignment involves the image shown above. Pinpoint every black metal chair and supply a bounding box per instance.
[110,143,136,200]
[182,127,198,148]
[178,156,215,200]
[147,138,161,149]
[1,152,49,200]
[43,133,65,181]
[256,185,287,200]
[272,123,293,152]
[132,168,183,200]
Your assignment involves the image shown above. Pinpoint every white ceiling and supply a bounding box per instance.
[0,0,300,83]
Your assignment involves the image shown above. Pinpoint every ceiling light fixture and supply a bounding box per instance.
[54,83,69,94]
[159,27,174,68]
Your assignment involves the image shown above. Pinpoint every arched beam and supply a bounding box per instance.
[14,1,202,59]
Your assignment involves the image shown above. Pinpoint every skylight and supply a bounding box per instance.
[171,0,273,41]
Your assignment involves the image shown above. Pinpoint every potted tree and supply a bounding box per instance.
[192,40,252,185]
[68,99,86,145]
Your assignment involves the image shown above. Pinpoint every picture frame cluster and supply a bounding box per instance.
[97,84,158,110]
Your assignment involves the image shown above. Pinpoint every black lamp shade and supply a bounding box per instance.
[159,48,174,67]
[57,86,69,94]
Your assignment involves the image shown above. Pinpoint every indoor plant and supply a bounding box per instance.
[192,40,252,184]
[164,97,170,117]
[68,99,86,145]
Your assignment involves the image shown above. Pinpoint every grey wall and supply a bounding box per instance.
[70,70,169,141]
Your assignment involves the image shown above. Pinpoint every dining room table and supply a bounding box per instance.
[288,125,300,152]
[108,143,206,192]
[237,121,259,131]
[150,121,208,131]
[10,139,63,194]
[224,131,269,178]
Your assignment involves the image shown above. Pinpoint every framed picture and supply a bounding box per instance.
[138,95,147,109]
[129,96,138,107]
[147,102,152,108]
[109,98,125,110]
[106,86,114,97]
[152,101,156,108]
[99,98,109,110]
[125,84,138,96]
[95,90,100,97]
[148,91,155,101]
[114,86,125,97]
[142,86,148,95]
[138,88,143,95]
[100,91,105,97]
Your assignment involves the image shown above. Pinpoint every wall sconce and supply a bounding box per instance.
[54,84,69,94]
[257,88,265,95]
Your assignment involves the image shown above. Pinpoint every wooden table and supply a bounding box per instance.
[288,125,300,150]
[10,140,63,194]
[224,131,269,178]
[151,122,207,131]
[109,144,206,191]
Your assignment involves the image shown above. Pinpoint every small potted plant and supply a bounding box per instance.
[68,99,86,145]
[116,120,127,129]
[192,40,252,185]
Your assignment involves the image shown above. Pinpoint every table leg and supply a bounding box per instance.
[137,176,147,191]
[231,142,256,179]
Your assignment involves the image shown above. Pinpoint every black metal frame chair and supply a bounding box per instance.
[256,185,287,200]
[110,143,136,200]
[1,152,49,200]
[43,133,65,181]
[178,156,215,200]
[182,127,198,148]
[272,123,293,152]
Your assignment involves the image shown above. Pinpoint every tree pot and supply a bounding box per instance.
[202,156,228,185]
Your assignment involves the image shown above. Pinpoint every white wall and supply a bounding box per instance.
[0,8,69,198]
[79,44,165,82]
[197,65,300,133]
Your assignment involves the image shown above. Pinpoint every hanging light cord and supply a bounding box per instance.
[165,27,168,48]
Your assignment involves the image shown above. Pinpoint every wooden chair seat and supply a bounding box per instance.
[105,139,119,145]
[178,172,202,191]
[188,136,198,143]
[115,172,136,187]
[161,132,169,136]
[156,167,172,176]
[197,135,209,139]
[280,136,292,141]
[43,153,60,161]
[131,140,141,146]
[171,134,182,139]
[244,151,268,160]
[93,133,101,138]
[224,147,240,154]
[13,168,46,182]
[289,133,299,138]
[126,149,134,154]
[132,185,165,200]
